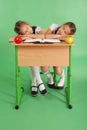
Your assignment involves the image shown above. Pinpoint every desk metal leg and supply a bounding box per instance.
[15,47,23,110]
[65,46,72,109]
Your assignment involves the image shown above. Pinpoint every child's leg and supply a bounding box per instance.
[32,66,47,95]
[54,66,65,89]
[29,67,37,86]
[29,67,38,96]
[41,66,55,88]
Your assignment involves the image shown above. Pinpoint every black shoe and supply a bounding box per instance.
[31,86,38,97]
[54,86,64,89]
[38,83,47,95]
[40,89,47,95]
[48,83,55,89]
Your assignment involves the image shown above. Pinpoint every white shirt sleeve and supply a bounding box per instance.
[35,26,42,34]
[49,24,59,32]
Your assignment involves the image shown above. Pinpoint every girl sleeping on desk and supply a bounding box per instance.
[13,20,47,96]
[41,22,76,89]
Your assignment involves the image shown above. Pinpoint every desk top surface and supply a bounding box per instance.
[12,42,74,47]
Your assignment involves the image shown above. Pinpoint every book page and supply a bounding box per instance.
[24,38,42,43]
[24,38,60,43]
[42,38,60,43]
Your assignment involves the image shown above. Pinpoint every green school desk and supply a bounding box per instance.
[12,42,73,110]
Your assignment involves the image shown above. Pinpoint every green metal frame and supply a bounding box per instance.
[53,46,72,109]
[15,47,23,110]
[14,46,72,109]
[65,46,72,109]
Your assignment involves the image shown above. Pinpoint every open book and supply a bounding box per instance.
[24,38,60,43]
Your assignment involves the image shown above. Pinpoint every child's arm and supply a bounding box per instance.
[45,28,72,40]
[45,34,69,40]
[45,24,68,40]
[38,29,46,34]
[44,28,62,39]
[21,34,44,39]
[45,29,52,34]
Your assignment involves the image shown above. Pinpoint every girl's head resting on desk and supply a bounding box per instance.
[56,22,76,35]
[14,21,33,35]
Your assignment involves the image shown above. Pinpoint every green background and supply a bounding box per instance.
[0,0,87,130]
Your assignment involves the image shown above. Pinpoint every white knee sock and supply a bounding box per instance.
[29,67,37,86]
[44,70,54,84]
[32,66,46,91]
[57,69,65,87]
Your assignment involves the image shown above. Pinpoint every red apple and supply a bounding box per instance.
[14,36,22,44]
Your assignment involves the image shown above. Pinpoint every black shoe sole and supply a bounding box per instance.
[31,91,38,96]
[40,89,47,95]
[54,86,64,89]
[48,83,55,89]
[31,86,38,96]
